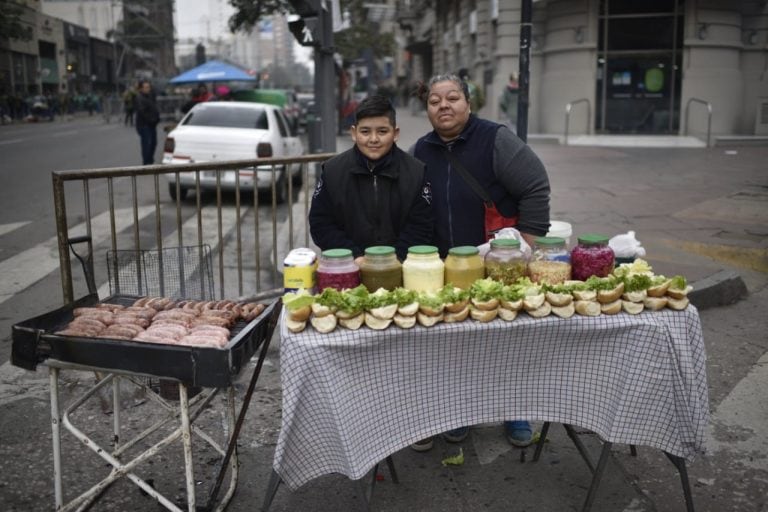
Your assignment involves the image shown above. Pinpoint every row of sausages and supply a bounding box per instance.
[55,297,267,348]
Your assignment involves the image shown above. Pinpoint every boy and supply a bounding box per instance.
[309,95,433,260]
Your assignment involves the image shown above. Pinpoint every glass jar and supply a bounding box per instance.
[316,248,361,291]
[445,246,485,289]
[570,234,615,280]
[402,245,444,292]
[359,245,402,292]
[529,236,572,284]
[484,238,529,284]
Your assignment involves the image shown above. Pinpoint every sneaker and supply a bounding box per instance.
[442,426,469,443]
[410,436,434,452]
[505,420,533,447]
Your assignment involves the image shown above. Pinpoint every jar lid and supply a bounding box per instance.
[321,248,353,259]
[365,245,395,256]
[408,245,438,255]
[535,236,565,246]
[577,234,610,245]
[448,245,479,256]
[490,238,521,248]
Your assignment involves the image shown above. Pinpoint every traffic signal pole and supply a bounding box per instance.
[315,5,336,153]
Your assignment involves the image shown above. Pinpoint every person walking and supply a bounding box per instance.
[134,80,160,165]
[458,68,485,114]
[499,72,520,133]
[123,85,136,126]
[309,94,433,261]
[410,73,551,451]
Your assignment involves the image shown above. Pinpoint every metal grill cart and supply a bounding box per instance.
[12,244,281,511]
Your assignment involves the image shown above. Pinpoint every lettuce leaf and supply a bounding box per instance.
[469,278,503,302]
[391,287,418,306]
[622,274,652,292]
[282,290,315,310]
[585,275,619,291]
[669,275,688,290]
[613,258,654,278]
[439,285,470,304]
[418,291,444,309]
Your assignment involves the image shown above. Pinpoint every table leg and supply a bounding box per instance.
[664,452,696,512]
[261,469,282,512]
[50,367,63,510]
[362,463,379,511]
[533,421,552,462]
[113,375,121,449]
[564,424,595,473]
[385,455,399,484]
[179,383,196,512]
[580,441,613,512]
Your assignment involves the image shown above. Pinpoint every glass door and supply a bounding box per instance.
[596,0,684,134]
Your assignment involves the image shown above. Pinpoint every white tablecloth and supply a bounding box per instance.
[272,307,709,490]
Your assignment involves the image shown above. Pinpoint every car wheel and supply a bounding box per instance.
[168,182,188,201]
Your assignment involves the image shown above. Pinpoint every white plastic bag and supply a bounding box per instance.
[477,227,532,259]
[609,231,646,258]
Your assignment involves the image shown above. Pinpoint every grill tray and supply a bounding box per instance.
[11,294,281,388]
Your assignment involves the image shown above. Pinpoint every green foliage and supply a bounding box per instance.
[0,0,33,42]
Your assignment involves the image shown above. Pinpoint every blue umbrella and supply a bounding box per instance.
[169,60,256,84]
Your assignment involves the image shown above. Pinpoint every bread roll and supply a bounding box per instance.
[545,291,573,307]
[497,307,518,322]
[667,285,693,300]
[311,303,335,317]
[470,307,499,322]
[397,302,419,316]
[597,282,624,304]
[445,298,469,314]
[666,297,690,310]
[339,313,365,330]
[471,298,500,311]
[522,293,546,311]
[364,313,392,330]
[621,300,644,315]
[444,305,470,323]
[393,314,417,329]
[572,289,597,301]
[417,311,443,327]
[419,303,445,316]
[369,303,398,320]
[335,308,360,320]
[600,300,622,315]
[647,279,671,297]
[643,296,668,311]
[526,302,552,318]
[551,303,575,319]
[622,290,647,303]
[500,299,522,311]
[310,314,337,333]
[575,300,601,317]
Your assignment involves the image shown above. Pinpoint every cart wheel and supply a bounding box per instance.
[168,182,188,201]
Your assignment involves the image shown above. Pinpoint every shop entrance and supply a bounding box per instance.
[596,0,684,134]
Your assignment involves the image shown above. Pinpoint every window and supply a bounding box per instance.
[184,106,269,129]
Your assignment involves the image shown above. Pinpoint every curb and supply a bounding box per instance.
[689,270,748,310]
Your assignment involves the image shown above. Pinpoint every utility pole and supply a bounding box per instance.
[517,0,532,143]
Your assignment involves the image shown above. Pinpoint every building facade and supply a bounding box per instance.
[399,0,768,136]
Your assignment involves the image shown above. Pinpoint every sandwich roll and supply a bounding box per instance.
[364,312,393,330]
[500,299,523,311]
[597,282,624,304]
[335,309,360,320]
[369,303,398,320]
[393,313,417,329]
[310,314,337,333]
[667,285,693,300]
[527,301,552,318]
[647,279,671,297]
[545,291,573,307]
[551,303,575,319]
[445,298,470,314]
[311,302,336,317]
[471,297,500,311]
[600,299,622,315]
[643,296,668,311]
[287,305,311,322]
[666,297,690,310]
[419,303,445,316]
[339,313,365,330]
[622,290,647,303]
[286,318,307,333]
[572,289,597,301]
[575,300,601,317]
[497,307,518,322]
[522,293,546,311]
[417,311,444,327]
[621,300,644,315]
[444,305,470,323]
[397,302,419,316]
[470,307,499,322]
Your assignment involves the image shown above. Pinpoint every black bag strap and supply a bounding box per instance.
[441,148,493,207]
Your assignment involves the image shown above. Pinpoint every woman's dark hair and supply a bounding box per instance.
[354,94,396,126]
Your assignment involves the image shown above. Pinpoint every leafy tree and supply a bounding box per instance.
[0,0,33,42]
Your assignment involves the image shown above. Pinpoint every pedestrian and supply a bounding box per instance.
[457,68,485,114]
[309,94,434,261]
[499,72,520,133]
[123,85,136,126]
[410,73,551,451]
[134,80,160,165]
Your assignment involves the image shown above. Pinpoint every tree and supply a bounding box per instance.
[0,0,33,42]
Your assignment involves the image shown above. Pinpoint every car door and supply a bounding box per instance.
[275,109,303,159]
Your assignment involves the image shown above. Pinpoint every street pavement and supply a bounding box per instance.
[0,110,767,511]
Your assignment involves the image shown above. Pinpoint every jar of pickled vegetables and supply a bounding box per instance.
[445,246,485,289]
[402,245,444,292]
[529,236,571,284]
[316,248,361,291]
[570,234,615,280]
[484,238,529,284]
[360,245,402,292]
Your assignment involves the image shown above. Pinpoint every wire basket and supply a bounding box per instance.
[106,245,215,301]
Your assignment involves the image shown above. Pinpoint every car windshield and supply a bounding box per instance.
[183,106,269,129]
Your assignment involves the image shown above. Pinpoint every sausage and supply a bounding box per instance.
[189,325,230,337]
[154,309,197,321]
[191,316,230,328]
[112,314,151,328]
[178,335,227,348]
[68,317,108,332]
[104,324,145,337]
[123,306,157,319]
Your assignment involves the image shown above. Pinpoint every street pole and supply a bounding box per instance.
[517,0,532,143]
[315,4,336,153]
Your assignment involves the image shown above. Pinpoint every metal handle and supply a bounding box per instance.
[684,97,712,148]
[564,98,591,145]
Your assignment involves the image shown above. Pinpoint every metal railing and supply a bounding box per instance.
[564,98,591,145]
[684,97,712,147]
[52,154,334,305]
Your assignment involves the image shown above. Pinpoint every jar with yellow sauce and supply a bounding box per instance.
[402,245,444,292]
[444,246,485,289]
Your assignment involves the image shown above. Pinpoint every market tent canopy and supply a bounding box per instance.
[169,60,256,84]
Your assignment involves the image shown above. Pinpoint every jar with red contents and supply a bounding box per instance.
[570,234,615,280]
[316,248,361,291]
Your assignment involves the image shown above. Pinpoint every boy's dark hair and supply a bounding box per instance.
[354,94,396,126]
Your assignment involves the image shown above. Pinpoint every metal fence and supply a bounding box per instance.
[53,154,333,305]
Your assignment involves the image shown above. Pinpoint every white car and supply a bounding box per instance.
[162,101,304,203]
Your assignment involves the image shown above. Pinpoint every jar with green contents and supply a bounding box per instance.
[529,236,572,284]
[402,245,444,292]
[484,238,529,284]
[359,245,402,291]
[444,246,485,289]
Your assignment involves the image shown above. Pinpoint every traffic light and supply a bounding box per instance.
[288,16,321,47]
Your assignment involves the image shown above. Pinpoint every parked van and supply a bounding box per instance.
[231,88,300,133]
